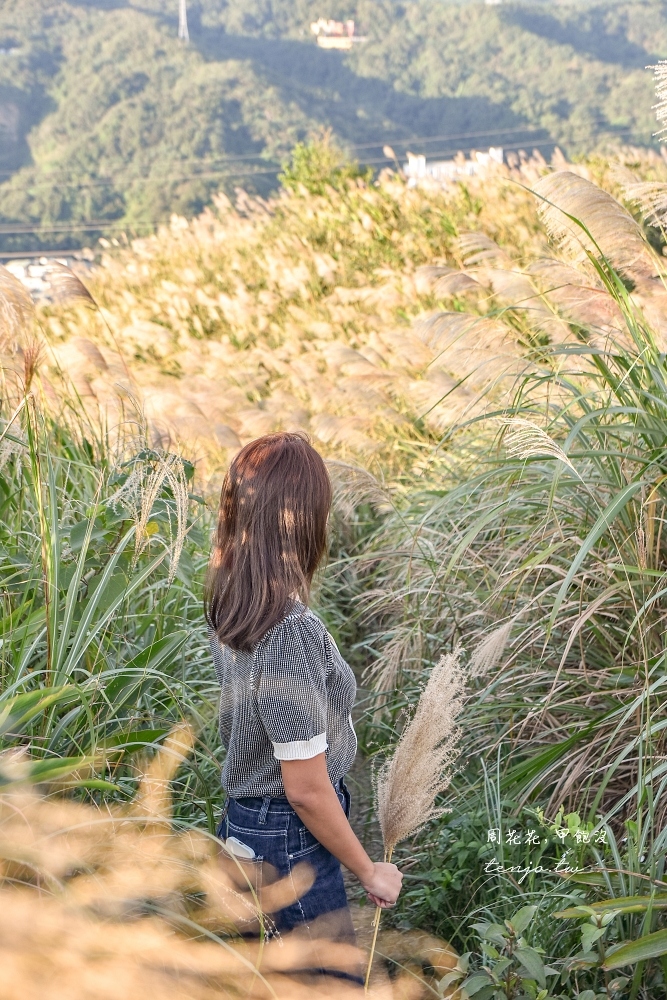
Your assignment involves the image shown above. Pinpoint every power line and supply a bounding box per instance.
[0,248,88,259]
[0,123,643,197]
[0,153,271,179]
[346,119,632,152]
[0,123,550,178]
[3,165,280,193]
[0,117,646,181]
[0,130,496,178]
[0,221,163,235]
[0,128,647,237]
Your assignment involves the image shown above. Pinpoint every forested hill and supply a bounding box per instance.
[1,0,666,252]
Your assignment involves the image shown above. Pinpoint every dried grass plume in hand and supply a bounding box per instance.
[374,647,465,854]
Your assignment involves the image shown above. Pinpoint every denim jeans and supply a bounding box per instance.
[217,781,357,945]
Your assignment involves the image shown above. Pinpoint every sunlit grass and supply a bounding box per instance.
[6,134,667,994]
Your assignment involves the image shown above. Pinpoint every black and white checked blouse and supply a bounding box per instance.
[209,603,358,798]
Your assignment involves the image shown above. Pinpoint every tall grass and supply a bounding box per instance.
[350,171,667,807]
[0,300,460,1000]
[361,326,667,813]
[0,390,221,826]
[8,127,667,995]
[32,145,576,476]
[321,156,667,995]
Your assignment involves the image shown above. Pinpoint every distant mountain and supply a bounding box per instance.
[0,0,664,252]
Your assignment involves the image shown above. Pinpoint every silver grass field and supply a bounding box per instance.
[5,69,667,996]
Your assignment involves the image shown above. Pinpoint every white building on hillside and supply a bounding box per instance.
[403,147,504,186]
[310,18,366,49]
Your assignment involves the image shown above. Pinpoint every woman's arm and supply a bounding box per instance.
[281,753,403,907]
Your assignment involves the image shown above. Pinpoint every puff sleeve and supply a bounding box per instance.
[254,616,329,760]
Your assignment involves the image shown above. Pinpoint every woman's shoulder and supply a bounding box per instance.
[272,602,326,633]
[259,603,328,650]
[208,605,330,659]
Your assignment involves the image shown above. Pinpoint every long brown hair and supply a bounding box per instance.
[205,433,332,652]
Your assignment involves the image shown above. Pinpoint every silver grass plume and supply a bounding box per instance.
[622,180,667,229]
[374,647,465,854]
[0,413,25,471]
[414,264,451,293]
[501,417,575,471]
[416,310,509,352]
[654,60,667,138]
[414,309,527,391]
[364,626,424,694]
[42,262,135,384]
[528,256,622,335]
[531,289,622,350]
[107,452,189,584]
[131,722,194,822]
[625,62,667,227]
[414,264,482,297]
[528,255,597,292]
[326,460,393,519]
[433,269,482,297]
[310,413,378,454]
[469,622,512,678]
[458,232,512,268]
[41,261,97,306]
[456,235,568,339]
[364,645,464,992]
[0,264,35,350]
[532,171,654,278]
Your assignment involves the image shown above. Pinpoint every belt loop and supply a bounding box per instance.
[258,796,271,825]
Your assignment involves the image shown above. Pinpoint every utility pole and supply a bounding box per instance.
[178,0,189,42]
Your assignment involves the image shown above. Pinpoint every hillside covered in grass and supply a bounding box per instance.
[7,124,667,991]
[1,0,665,251]
[34,138,667,481]
[34,144,555,485]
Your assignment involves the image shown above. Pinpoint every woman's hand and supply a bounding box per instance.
[359,861,403,908]
[281,755,404,907]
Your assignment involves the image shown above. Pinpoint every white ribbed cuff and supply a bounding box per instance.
[272,732,328,761]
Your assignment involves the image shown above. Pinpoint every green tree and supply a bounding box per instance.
[279,133,370,195]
